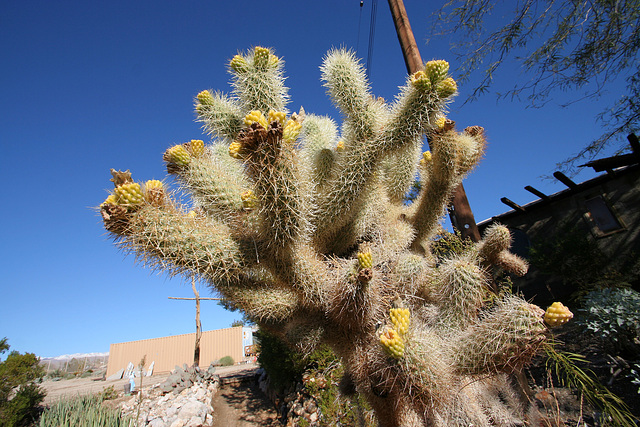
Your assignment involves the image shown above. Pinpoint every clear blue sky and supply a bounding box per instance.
[0,1,627,358]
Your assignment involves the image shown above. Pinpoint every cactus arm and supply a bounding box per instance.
[195,90,244,141]
[299,114,338,190]
[320,49,375,142]
[408,130,459,251]
[230,47,289,113]
[221,284,301,323]
[168,145,248,221]
[239,120,309,262]
[453,296,547,375]
[117,205,254,285]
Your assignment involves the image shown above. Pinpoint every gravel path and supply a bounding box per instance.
[210,370,281,427]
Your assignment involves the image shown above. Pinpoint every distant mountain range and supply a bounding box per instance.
[41,352,109,361]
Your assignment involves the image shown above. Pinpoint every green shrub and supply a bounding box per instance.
[257,329,375,425]
[580,287,640,356]
[0,338,46,427]
[629,363,640,395]
[219,356,234,366]
[39,394,131,427]
[99,385,119,401]
[256,329,307,392]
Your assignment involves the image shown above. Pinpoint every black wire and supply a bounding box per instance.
[366,0,377,80]
[356,1,364,54]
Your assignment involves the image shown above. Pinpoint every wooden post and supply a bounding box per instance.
[168,283,224,367]
[387,0,481,242]
[192,278,201,367]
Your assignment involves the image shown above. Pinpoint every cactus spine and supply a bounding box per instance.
[99,47,567,426]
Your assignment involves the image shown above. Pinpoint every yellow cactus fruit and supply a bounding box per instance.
[241,190,258,209]
[189,139,205,157]
[436,77,458,98]
[420,151,432,166]
[268,53,279,68]
[244,110,269,129]
[145,180,163,191]
[544,302,573,328]
[267,110,286,126]
[357,251,373,269]
[435,116,447,130]
[196,90,213,105]
[166,145,191,166]
[144,180,164,206]
[114,182,143,207]
[229,55,248,73]
[410,70,431,90]
[390,308,410,336]
[283,119,302,143]
[379,327,405,359]
[336,140,345,151]
[101,194,117,206]
[424,59,449,83]
[228,141,245,159]
[253,46,270,69]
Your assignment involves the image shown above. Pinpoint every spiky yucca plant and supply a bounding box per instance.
[100,47,564,426]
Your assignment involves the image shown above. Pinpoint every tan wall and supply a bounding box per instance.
[106,327,243,377]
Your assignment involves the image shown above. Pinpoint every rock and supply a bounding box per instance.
[185,416,203,427]
[160,382,175,393]
[292,402,304,416]
[169,420,185,427]
[177,400,207,420]
[148,419,167,427]
[106,368,124,381]
[305,400,317,414]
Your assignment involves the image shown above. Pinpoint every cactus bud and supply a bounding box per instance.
[544,302,573,328]
[436,77,457,98]
[244,110,269,130]
[267,110,286,126]
[390,308,410,336]
[268,53,279,68]
[424,60,449,83]
[336,140,345,151]
[188,139,205,157]
[196,90,214,105]
[229,55,248,73]
[228,141,245,159]
[101,194,117,206]
[144,180,164,206]
[420,151,432,166]
[379,327,405,359]
[357,251,373,269]
[253,46,270,69]
[283,119,302,143]
[410,70,431,90]
[241,190,258,209]
[435,116,447,130]
[166,145,191,166]
[144,180,163,191]
[114,182,143,207]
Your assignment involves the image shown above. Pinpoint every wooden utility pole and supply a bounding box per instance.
[387,0,481,242]
[168,279,223,367]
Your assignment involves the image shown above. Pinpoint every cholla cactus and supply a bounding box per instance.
[99,46,562,426]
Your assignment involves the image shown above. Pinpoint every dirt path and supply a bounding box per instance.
[210,368,281,427]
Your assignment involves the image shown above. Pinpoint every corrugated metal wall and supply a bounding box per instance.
[106,327,244,376]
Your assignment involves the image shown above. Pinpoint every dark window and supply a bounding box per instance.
[584,196,624,235]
